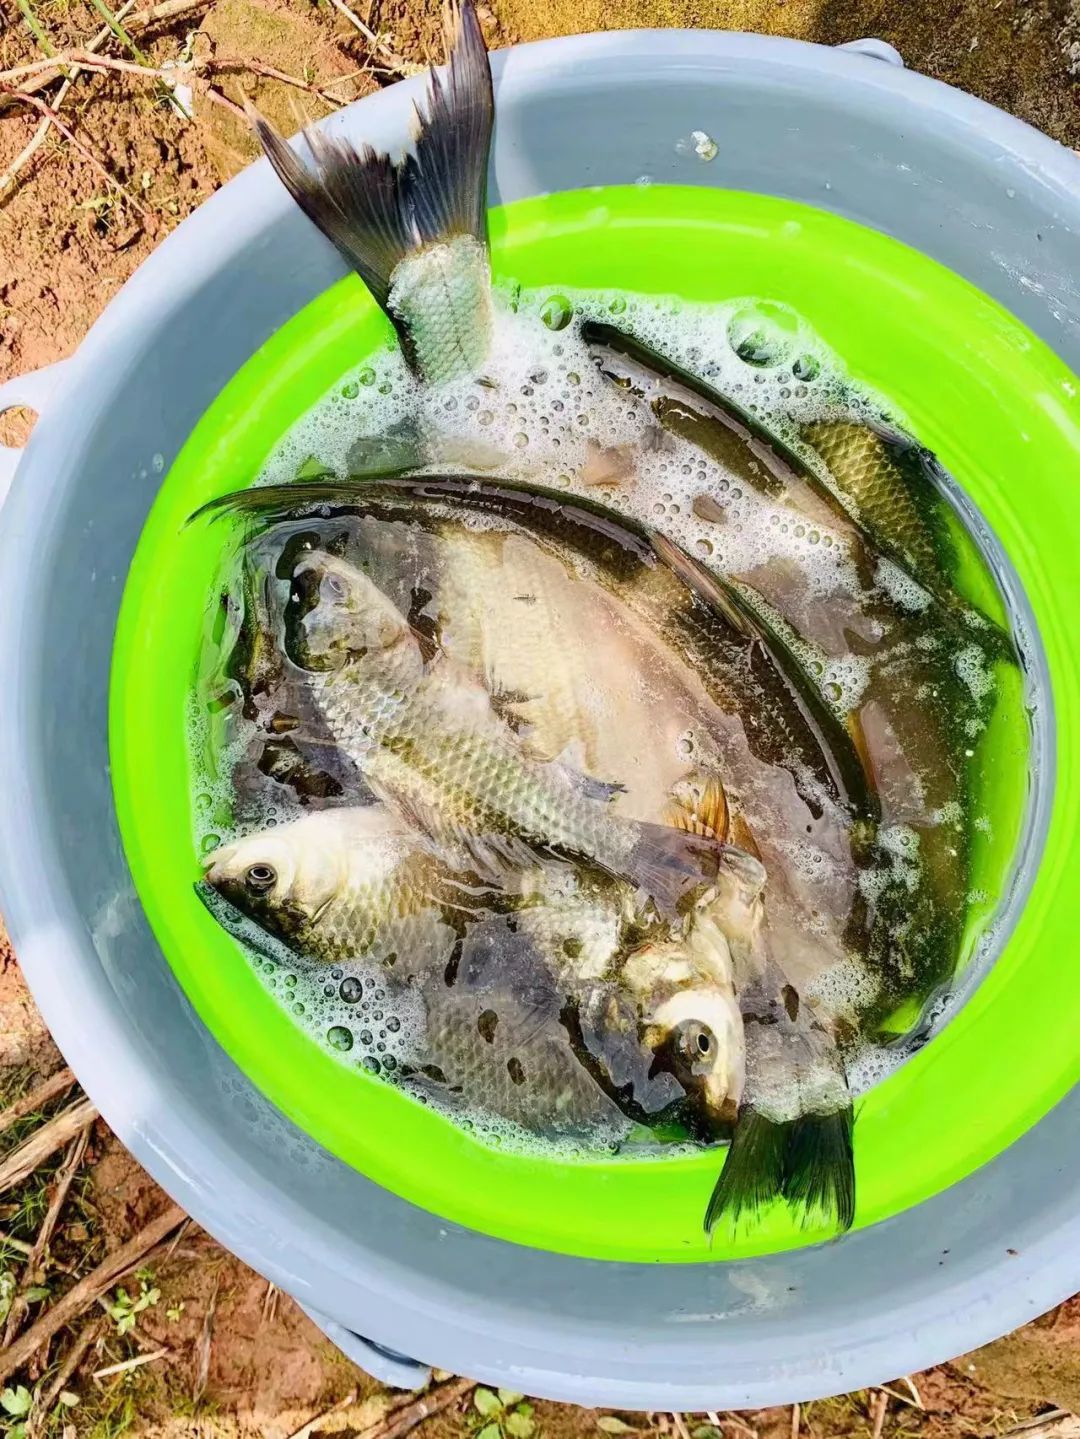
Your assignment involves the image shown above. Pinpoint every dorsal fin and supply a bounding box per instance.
[665,774,731,842]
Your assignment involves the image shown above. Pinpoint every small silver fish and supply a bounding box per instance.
[203,804,452,966]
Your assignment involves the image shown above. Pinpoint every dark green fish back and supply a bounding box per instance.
[801,419,958,603]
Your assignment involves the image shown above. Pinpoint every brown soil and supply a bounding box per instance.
[1,0,1078,1433]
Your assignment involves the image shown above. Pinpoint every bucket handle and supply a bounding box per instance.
[296,1302,432,1389]
[837,37,904,67]
[0,360,69,509]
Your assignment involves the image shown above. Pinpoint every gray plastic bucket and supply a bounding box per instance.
[1,29,1079,1408]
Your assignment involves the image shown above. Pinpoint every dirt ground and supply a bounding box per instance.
[1,0,1079,1433]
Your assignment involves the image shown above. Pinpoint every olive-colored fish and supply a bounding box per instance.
[252,1,493,386]
[284,548,727,913]
[581,319,1008,639]
[579,320,1016,1027]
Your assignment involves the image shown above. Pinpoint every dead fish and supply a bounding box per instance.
[202,804,456,966]
[199,529,367,813]
[200,804,747,1140]
[191,473,880,829]
[284,547,729,914]
[251,0,494,386]
[697,828,855,1235]
[581,317,1012,644]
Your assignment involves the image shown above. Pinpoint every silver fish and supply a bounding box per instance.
[286,548,727,914]
[202,805,746,1139]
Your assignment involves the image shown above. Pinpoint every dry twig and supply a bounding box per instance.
[790,1403,800,1439]
[1000,1415,1080,1439]
[0,1203,187,1386]
[0,1070,75,1137]
[876,1382,923,1412]
[92,1346,170,1381]
[0,1098,98,1197]
[720,1417,759,1439]
[3,1129,89,1347]
[0,85,151,216]
[286,1390,360,1439]
[192,1275,219,1405]
[1,0,209,105]
[1,50,347,110]
[323,0,414,74]
[28,1318,103,1439]
[671,1414,692,1439]
[360,1376,476,1439]
[870,1391,889,1439]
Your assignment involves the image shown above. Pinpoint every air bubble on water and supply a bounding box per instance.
[358,367,376,386]
[327,1025,353,1052]
[876,557,931,612]
[152,452,165,473]
[341,381,360,399]
[728,302,799,368]
[539,293,574,331]
[954,644,995,702]
[200,833,220,855]
[608,296,627,316]
[340,977,363,1003]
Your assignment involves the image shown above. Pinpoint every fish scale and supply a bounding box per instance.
[801,420,956,596]
[306,631,644,884]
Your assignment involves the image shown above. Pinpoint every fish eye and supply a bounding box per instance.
[675,1020,716,1065]
[324,573,348,600]
[245,862,277,893]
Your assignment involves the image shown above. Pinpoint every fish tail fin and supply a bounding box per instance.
[250,0,492,320]
[782,1106,855,1230]
[705,1103,855,1235]
[704,1106,789,1230]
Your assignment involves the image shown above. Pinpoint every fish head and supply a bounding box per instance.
[288,549,418,672]
[202,811,354,941]
[621,915,746,1134]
